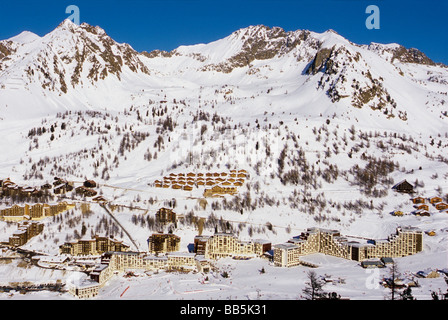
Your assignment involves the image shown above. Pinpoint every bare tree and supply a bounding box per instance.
[302,270,326,300]
[385,262,401,300]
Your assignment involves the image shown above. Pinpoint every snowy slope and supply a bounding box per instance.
[0,20,447,300]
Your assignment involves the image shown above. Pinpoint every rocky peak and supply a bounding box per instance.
[1,20,150,93]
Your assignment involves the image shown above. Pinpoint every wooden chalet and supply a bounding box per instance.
[411,197,425,204]
[392,180,414,193]
[435,203,448,210]
[430,196,443,204]
[416,204,429,211]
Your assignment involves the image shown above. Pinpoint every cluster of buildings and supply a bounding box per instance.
[273,226,423,267]
[392,195,448,217]
[69,230,272,298]
[411,196,448,216]
[68,224,423,298]
[0,178,51,199]
[0,201,75,221]
[70,250,207,298]
[153,170,247,195]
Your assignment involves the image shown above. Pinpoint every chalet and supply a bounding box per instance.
[183,185,193,191]
[83,180,97,188]
[416,269,440,278]
[75,186,98,197]
[203,185,237,197]
[392,180,414,193]
[40,183,52,190]
[435,203,448,210]
[415,210,430,217]
[430,197,443,204]
[411,197,425,204]
[54,184,67,195]
[393,211,404,216]
[92,196,107,203]
[416,204,429,211]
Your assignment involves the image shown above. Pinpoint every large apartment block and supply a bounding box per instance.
[9,221,44,246]
[59,235,130,256]
[147,233,180,254]
[273,226,423,267]
[194,232,271,260]
[0,201,75,221]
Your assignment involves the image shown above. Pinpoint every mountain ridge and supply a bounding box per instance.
[0,20,446,136]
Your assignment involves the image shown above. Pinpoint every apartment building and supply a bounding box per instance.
[68,279,99,299]
[354,226,423,261]
[8,221,44,246]
[0,202,75,221]
[199,232,271,260]
[143,255,168,271]
[273,243,301,267]
[59,235,130,256]
[166,252,197,271]
[147,233,180,254]
[155,207,177,224]
[273,226,423,267]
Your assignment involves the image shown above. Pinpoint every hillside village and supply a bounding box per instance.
[1,172,447,299]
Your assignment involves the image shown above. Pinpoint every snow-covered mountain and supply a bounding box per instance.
[0,20,447,134]
[0,20,447,300]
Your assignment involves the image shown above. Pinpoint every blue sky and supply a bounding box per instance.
[0,0,447,64]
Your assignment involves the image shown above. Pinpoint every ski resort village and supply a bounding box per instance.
[0,19,447,301]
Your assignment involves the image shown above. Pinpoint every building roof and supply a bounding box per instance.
[253,239,271,244]
[274,243,298,250]
[167,252,196,258]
